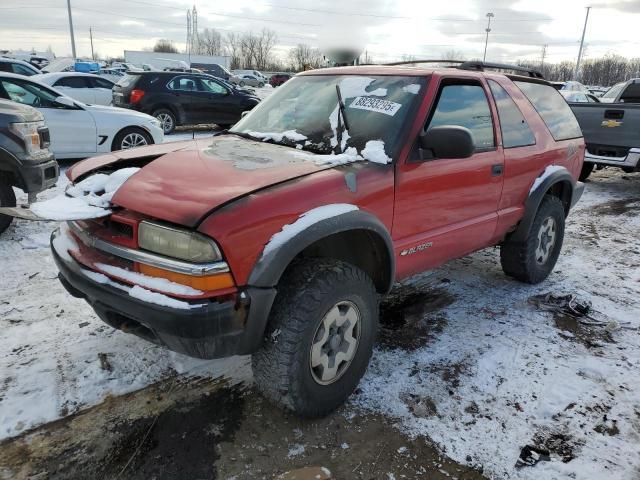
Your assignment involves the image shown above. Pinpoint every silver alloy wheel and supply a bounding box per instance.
[535,216,557,265]
[156,113,174,133]
[309,300,361,385]
[120,132,149,150]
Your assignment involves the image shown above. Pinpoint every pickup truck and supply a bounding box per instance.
[568,78,640,180]
[0,99,58,233]
[49,62,585,417]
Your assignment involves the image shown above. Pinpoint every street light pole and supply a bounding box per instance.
[66,0,77,59]
[575,6,591,80]
[483,12,494,62]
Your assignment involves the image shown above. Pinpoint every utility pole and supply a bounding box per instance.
[541,44,547,70]
[89,27,95,60]
[483,12,494,62]
[66,0,77,59]
[575,6,591,80]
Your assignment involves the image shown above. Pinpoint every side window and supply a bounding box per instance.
[426,82,495,150]
[200,78,227,94]
[0,80,59,107]
[90,77,115,89]
[488,80,536,148]
[601,82,624,101]
[619,83,640,103]
[168,76,199,91]
[55,76,88,88]
[0,63,11,73]
[515,81,582,141]
[12,63,36,76]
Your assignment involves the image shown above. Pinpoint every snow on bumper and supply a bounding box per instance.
[50,225,276,359]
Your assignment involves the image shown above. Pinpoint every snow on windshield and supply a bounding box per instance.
[246,130,307,143]
[30,168,139,220]
[403,84,421,95]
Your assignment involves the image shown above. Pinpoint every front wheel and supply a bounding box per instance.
[258,82,264,88]
[239,81,246,87]
[500,195,565,284]
[112,128,153,152]
[252,258,378,417]
[0,178,16,234]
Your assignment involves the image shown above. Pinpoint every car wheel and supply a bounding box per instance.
[500,195,565,284]
[112,128,153,152]
[0,177,16,235]
[258,82,264,88]
[252,258,378,418]
[239,81,245,87]
[579,162,594,181]
[152,108,176,134]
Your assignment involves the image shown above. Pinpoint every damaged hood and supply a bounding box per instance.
[69,135,335,227]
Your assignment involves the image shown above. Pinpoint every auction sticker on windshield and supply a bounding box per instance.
[349,96,402,116]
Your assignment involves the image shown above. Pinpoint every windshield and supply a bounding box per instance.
[230,75,426,158]
[602,82,625,100]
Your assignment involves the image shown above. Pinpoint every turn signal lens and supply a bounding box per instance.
[137,263,234,291]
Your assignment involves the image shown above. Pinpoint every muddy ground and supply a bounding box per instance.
[0,376,485,480]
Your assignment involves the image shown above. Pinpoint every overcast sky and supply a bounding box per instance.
[1,0,639,64]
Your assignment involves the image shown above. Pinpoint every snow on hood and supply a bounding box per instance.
[30,168,140,220]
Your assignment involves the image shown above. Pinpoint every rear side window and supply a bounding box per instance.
[620,83,640,103]
[12,63,36,76]
[116,74,141,88]
[515,81,582,141]
[488,80,535,148]
[90,77,114,89]
[427,83,495,150]
[54,76,87,88]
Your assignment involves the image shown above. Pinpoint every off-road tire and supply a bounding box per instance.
[152,108,176,134]
[252,258,378,418]
[0,178,16,234]
[111,127,153,152]
[500,195,565,284]
[579,162,594,181]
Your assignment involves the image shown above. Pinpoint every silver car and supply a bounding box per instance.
[230,74,264,88]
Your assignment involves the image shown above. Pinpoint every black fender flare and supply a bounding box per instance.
[0,147,25,190]
[248,208,396,294]
[509,166,575,243]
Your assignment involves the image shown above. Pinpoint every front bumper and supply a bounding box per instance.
[51,228,276,359]
[20,156,59,194]
[571,181,585,208]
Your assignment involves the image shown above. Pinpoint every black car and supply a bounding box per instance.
[112,72,260,134]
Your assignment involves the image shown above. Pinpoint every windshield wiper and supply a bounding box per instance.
[335,84,351,154]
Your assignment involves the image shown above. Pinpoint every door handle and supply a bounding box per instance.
[491,164,504,176]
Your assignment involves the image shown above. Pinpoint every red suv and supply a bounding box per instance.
[51,62,585,417]
[269,73,292,87]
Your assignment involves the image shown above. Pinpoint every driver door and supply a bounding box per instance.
[0,77,97,157]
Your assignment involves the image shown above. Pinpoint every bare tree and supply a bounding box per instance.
[225,32,243,69]
[240,33,260,68]
[153,39,178,53]
[254,28,278,70]
[288,44,324,71]
[442,50,465,61]
[198,28,223,56]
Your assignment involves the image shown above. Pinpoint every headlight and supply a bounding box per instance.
[9,121,46,155]
[138,221,221,263]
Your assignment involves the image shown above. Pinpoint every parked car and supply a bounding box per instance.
[0,72,163,159]
[551,81,588,92]
[33,72,115,106]
[570,90,640,179]
[98,68,125,84]
[51,62,585,417]
[0,99,58,233]
[233,69,268,82]
[0,57,40,76]
[191,63,232,80]
[270,73,292,87]
[112,71,261,133]
[560,91,600,103]
[598,78,640,103]
[230,74,265,88]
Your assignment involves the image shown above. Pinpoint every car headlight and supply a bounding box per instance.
[138,221,222,263]
[9,121,46,155]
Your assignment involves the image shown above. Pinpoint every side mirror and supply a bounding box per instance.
[418,126,475,160]
[54,96,77,109]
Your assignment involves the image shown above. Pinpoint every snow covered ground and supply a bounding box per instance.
[1,163,639,480]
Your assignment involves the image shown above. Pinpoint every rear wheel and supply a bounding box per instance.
[112,128,153,152]
[0,178,16,234]
[239,81,246,87]
[579,162,594,181]
[252,258,378,417]
[258,82,264,88]
[152,108,176,134]
[500,195,565,284]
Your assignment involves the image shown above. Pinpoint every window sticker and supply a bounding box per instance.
[348,96,402,116]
